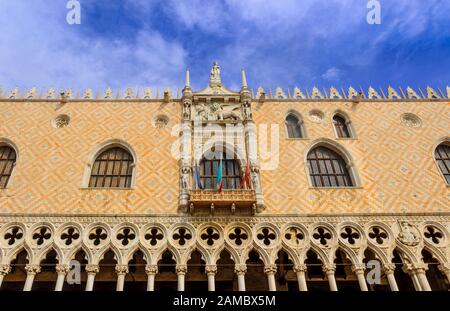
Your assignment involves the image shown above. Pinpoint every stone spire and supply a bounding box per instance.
[241,69,248,88]
[185,69,190,88]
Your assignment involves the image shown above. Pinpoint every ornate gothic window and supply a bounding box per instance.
[0,146,16,188]
[89,147,134,188]
[307,146,353,187]
[285,114,304,138]
[333,115,351,138]
[200,153,241,190]
[435,143,450,184]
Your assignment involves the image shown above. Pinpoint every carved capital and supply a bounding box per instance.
[264,264,277,275]
[115,264,129,275]
[351,263,366,273]
[25,264,41,275]
[205,265,217,276]
[293,264,307,273]
[145,265,158,275]
[383,263,396,274]
[322,264,336,274]
[176,264,187,275]
[85,264,100,275]
[56,264,71,275]
[0,264,11,276]
[234,264,247,275]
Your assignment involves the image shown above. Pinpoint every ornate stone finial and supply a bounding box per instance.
[446,86,450,99]
[293,86,305,99]
[83,88,93,99]
[65,88,73,99]
[241,69,247,88]
[164,88,171,103]
[143,87,152,99]
[367,86,381,99]
[388,86,401,99]
[426,86,439,99]
[256,86,266,100]
[210,62,221,86]
[185,69,190,88]
[329,86,342,99]
[311,86,323,99]
[275,87,286,99]
[406,86,420,99]
[103,87,113,99]
[348,86,359,99]
[123,88,134,99]
[9,88,19,99]
[27,87,37,99]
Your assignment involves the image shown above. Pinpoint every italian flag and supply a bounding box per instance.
[216,158,223,192]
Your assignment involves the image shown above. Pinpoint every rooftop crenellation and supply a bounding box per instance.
[0,85,448,101]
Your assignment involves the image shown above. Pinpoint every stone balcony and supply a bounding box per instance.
[188,189,257,216]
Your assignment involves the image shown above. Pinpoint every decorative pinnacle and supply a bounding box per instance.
[241,68,247,88]
[185,69,190,88]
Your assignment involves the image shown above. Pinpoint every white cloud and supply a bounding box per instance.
[321,67,342,82]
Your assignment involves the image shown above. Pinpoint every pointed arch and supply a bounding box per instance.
[0,138,18,188]
[433,137,450,185]
[284,110,306,139]
[332,111,355,139]
[304,139,361,188]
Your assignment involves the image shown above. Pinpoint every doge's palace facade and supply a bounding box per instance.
[0,64,449,291]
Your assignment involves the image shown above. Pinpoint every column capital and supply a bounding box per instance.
[234,264,247,275]
[412,263,428,273]
[145,264,158,275]
[115,264,129,275]
[293,264,307,273]
[322,264,336,274]
[176,264,187,275]
[264,264,277,275]
[56,264,71,275]
[25,264,41,275]
[205,265,217,276]
[438,263,450,275]
[0,264,11,276]
[352,263,366,273]
[383,263,396,273]
[85,264,100,275]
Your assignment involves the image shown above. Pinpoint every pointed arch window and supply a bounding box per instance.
[200,152,241,190]
[89,147,134,188]
[307,146,353,187]
[0,146,16,188]
[435,143,450,184]
[285,114,304,138]
[333,115,351,138]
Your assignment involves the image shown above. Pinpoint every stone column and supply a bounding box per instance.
[352,264,368,291]
[323,264,338,291]
[264,264,277,291]
[145,265,158,291]
[414,264,431,291]
[0,264,11,289]
[383,264,399,291]
[55,264,70,291]
[438,264,450,284]
[176,265,187,292]
[293,264,308,291]
[115,265,129,292]
[205,265,217,291]
[234,264,247,291]
[403,265,422,291]
[23,264,41,291]
[85,264,99,291]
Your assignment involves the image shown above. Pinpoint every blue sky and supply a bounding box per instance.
[0,0,449,93]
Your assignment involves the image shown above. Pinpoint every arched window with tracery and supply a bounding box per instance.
[435,143,450,184]
[200,152,241,190]
[333,114,351,138]
[89,147,134,188]
[285,114,304,138]
[0,145,17,188]
[307,146,353,187]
